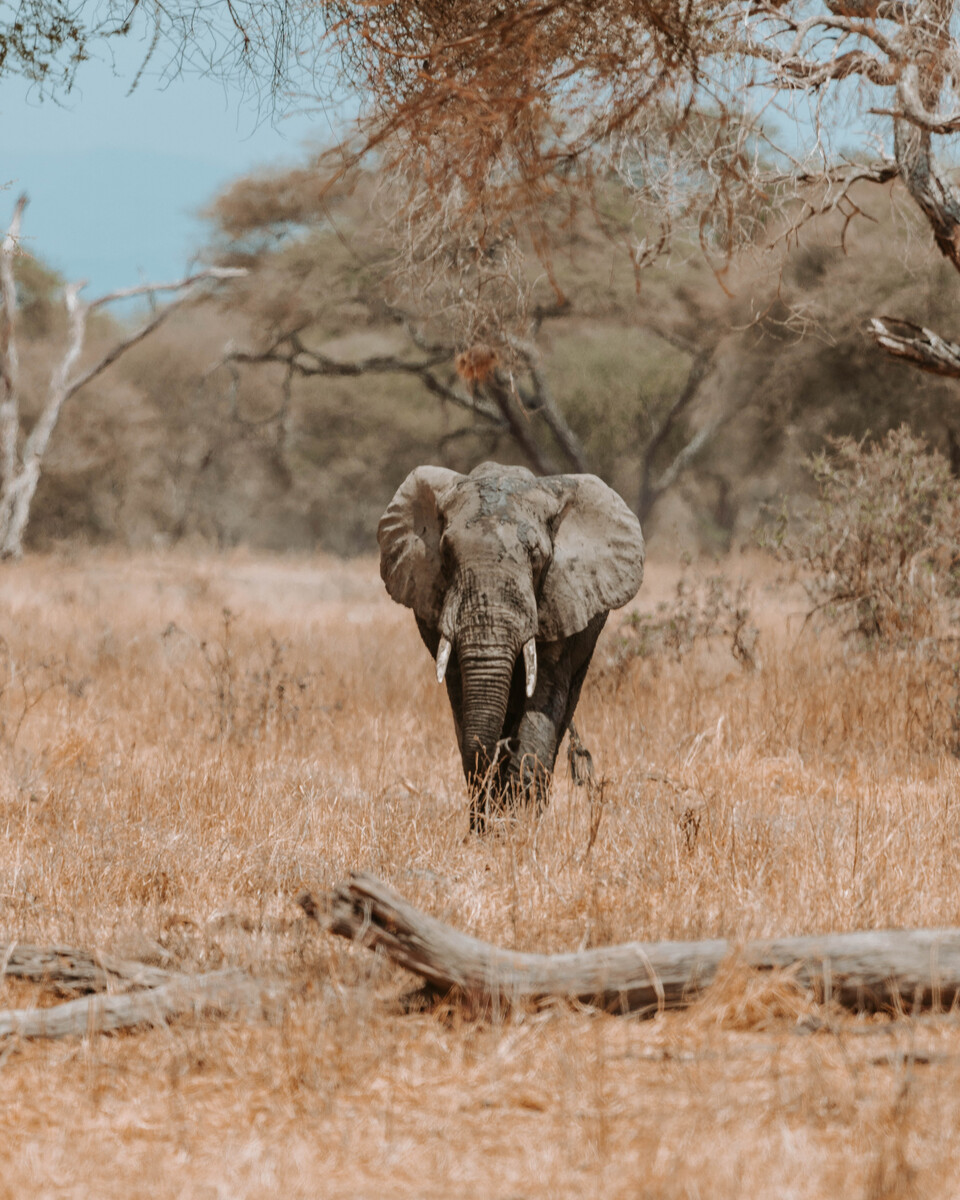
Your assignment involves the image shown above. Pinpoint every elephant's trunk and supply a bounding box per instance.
[442,565,537,829]
[457,643,517,788]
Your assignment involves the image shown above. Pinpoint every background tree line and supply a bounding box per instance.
[5,0,960,556]
[5,159,958,557]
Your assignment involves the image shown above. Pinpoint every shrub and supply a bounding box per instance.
[773,426,960,642]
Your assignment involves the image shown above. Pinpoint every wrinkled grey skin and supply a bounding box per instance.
[378,462,645,833]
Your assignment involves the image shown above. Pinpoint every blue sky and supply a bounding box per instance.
[0,38,335,296]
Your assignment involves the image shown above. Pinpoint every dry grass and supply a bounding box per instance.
[2,548,960,1198]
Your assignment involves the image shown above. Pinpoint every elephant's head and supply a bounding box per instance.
[378,462,644,786]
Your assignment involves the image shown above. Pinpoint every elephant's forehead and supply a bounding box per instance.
[446,473,561,523]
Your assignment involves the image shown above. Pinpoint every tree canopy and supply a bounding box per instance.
[11,0,960,346]
[319,0,960,363]
[0,0,307,95]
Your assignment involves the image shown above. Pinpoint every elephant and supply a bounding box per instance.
[378,461,645,832]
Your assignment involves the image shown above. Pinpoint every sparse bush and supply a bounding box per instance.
[772,426,960,643]
[620,566,760,669]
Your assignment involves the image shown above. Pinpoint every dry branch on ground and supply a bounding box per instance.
[0,943,268,1039]
[312,873,960,1016]
[13,864,960,1041]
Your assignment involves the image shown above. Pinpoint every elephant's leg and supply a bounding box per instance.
[509,614,608,810]
[506,644,570,811]
[557,613,608,747]
[416,614,466,758]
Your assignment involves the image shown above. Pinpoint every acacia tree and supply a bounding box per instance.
[14,1,960,361]
[318,0,960,376]
[209,161,737,514]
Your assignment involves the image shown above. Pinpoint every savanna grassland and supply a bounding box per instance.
[2,548,960,1199]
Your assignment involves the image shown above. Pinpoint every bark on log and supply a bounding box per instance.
[0,969,264,1039]
[1,944,268,1039]
[1,943,173,991]
[313,872,960,1015]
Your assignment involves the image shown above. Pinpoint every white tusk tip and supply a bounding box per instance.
[436,636,452,684]
[523,639,537,698]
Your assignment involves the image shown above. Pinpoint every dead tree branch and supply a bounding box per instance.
[1,943,172,990]
[732,0,960,385]
[225,331,507,427]
[224,330,586,477]
[0,942,269,1039]
[870,317,960,376]
[0,970,265,1039]
[0,193,245,559]
[310,872,960,1016]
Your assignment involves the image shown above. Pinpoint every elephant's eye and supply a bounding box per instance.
[528,542,549,577]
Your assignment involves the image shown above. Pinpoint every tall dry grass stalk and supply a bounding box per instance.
[1,549,959,1197]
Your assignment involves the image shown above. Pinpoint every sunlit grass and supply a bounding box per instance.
[1,548,959,1198]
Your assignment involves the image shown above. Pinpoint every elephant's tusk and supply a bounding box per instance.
[523,639,537,698]
[436,636,452,684]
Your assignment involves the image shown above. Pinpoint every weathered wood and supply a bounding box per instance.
[1,943,172,991]
[312,872,960,1015]
[1,944,267,1039]
[870,316,960,378]
[0,192,246,560]
[0,969,264,1039]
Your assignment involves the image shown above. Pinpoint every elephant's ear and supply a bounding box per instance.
[537,475,645,641]
[378,466,461,624]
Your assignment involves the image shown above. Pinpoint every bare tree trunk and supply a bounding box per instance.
[0,281,87,557]
[637,347,715,522]
[0,191,245,559]
[310,872,960,1015]
[0,195,25,495]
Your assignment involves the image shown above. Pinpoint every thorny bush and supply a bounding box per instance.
[773,427,960,644]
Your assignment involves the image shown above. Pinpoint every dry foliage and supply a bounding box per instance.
[773,427,960,643]
[3,548,960,1195]
[8,167,955,559]
[0,0,310,100]
[319,0,960,375]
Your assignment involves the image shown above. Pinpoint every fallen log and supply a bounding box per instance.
[0,969,264,1039]
[1,943,268,1039]
[310,872,960,1015]
[1,943,172,992]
